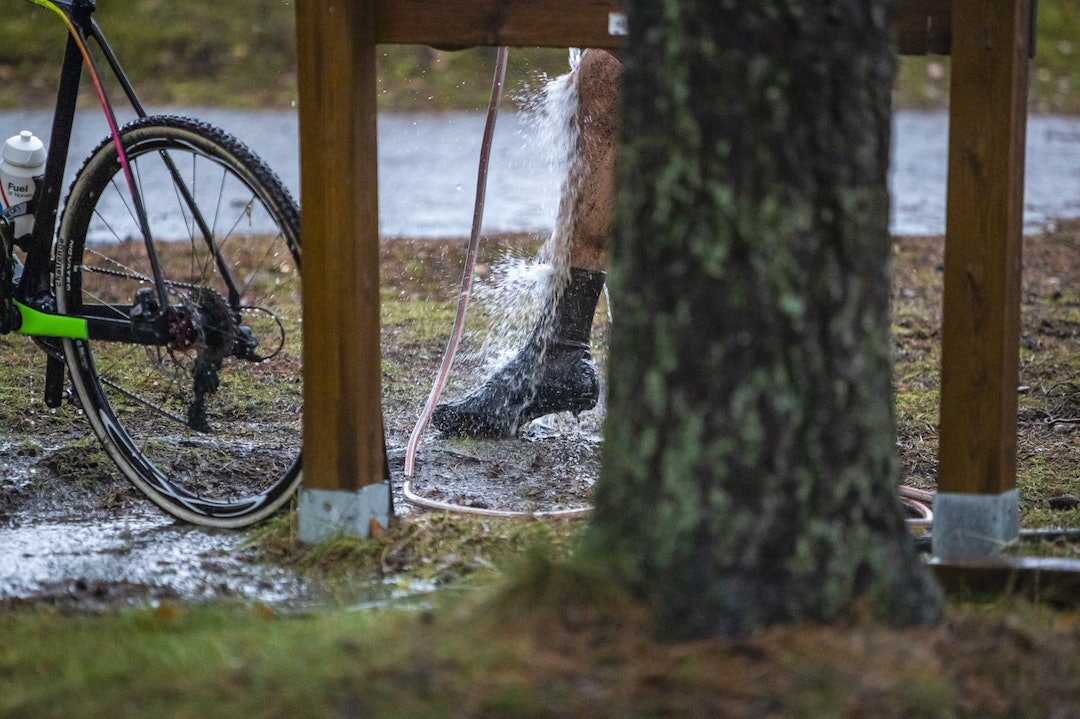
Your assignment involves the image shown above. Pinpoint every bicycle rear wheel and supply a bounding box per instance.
[56,115,302,527]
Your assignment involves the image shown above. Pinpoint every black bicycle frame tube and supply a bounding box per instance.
[17,31,83,303]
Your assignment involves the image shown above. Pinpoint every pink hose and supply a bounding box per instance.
[403,47,510,479]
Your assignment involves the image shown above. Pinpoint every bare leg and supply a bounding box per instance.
[432,50,622,438]
[571,49,621,272]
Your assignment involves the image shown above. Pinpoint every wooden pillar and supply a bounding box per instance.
[295,0,390,541]
[934,0,1031,558]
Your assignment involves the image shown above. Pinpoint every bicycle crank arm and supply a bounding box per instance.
[14,300,163,344]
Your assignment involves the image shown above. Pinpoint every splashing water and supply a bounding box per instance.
[466,53,585,376]
[472,256,555,369]
[568,47,583,71]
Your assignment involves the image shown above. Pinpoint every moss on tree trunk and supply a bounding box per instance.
[588,0,942,638]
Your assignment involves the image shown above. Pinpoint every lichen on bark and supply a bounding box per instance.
[586,0,942,639]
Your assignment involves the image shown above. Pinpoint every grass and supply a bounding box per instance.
[6,572,1080,716]
[0,0,297,110]
[0,606,421,717]
[248,508,584,586]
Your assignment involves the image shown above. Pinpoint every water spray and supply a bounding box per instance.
[401,47,590,518]
[398,47,934,528]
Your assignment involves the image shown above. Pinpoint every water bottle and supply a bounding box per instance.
[0,130,46,239]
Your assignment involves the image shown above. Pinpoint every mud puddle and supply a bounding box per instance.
[0,406,605,613]
[0,232,611,613]
[391,410,603,516]
[0,508,324,611]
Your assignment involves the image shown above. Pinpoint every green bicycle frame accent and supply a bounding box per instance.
[15,300,89,339]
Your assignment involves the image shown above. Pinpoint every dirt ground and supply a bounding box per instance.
[6,221,1080,610]
[377,232,606,518]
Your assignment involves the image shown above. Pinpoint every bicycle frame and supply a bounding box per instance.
[8,0,220,344]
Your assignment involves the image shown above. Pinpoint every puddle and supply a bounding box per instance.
[0,508,322,610]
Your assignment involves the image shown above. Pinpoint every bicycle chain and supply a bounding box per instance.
[99,375,189,425]
[82,247,204,293]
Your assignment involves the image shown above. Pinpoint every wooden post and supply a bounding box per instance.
[290,0,1027,548]
[295,0,390,542]
[934,0,1031,558]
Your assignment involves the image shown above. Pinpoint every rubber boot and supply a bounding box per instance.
[432,267,606,438]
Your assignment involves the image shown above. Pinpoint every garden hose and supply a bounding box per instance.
[402,46,506,478]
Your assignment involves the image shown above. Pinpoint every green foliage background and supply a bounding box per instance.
[0,0,1075,111]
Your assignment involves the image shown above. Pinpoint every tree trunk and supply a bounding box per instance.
[588,0,942,639]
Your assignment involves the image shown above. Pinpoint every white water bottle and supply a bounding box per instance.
[0,131,46,239]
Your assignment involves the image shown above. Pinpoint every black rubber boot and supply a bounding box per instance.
[432,267,606,438]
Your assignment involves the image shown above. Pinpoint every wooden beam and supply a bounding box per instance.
[372,0,950,55]
[296,0,384,494]
[895,0,951,55]
[375,0,626,49]
[930,555,1080,606]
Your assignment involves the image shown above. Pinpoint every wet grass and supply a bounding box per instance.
[249,508,583,588]
[6,579,1080,716]
[8,226,1080,714]
[33,438,116,489]
[0,337,81,434]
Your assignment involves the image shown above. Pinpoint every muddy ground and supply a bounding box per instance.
[378,232,606,517]
[0,232,606,611]
[6,222,1080,611]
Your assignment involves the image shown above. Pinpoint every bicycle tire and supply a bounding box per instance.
[55,115,302,528]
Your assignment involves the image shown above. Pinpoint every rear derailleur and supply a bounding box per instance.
[130,286,259,433]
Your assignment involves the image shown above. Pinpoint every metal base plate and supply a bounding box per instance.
[932,489,1019,559]
[297,484,392,544]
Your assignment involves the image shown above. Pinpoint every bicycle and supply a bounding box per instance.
[2,0,302,528]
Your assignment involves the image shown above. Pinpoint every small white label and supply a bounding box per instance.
[4,179,31,200]
[608,12,628,36]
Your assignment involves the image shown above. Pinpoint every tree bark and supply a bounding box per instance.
[588,0,942,639]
